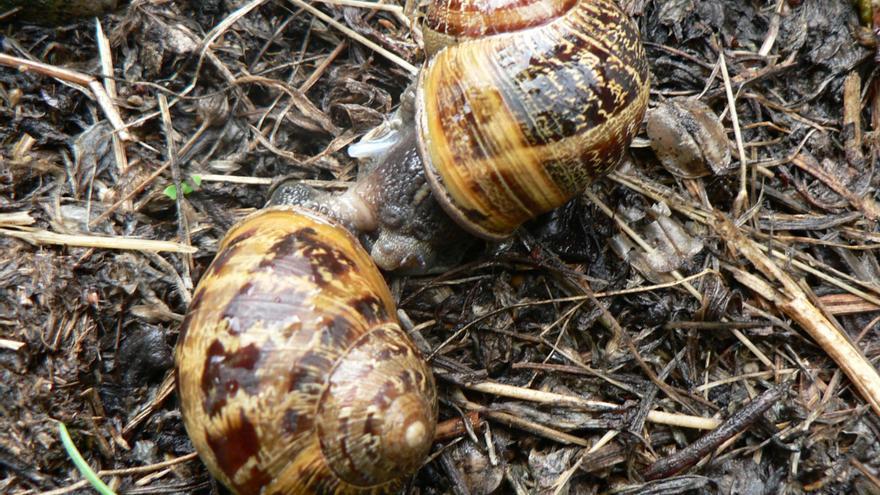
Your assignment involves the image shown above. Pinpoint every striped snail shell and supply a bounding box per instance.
[175,207,438,494]
[416,0,651,240]
[273,0,650,272]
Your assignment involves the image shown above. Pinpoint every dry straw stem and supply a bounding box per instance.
[287,0,419,74]
[609,170,880,309]
[0,338,25,351]
[39,452,200,495]
[0,211,35,226]
[0,53,132,142]
[124,373,177,437]
[199,174,274,185]
[550,430,619,495]
[713,212,880,418]
[463,381,721,430]
[718,51,750,217]
[477,407,593,447]
[584,188,776,368]
[95,18,132,212]
[0,227,197,254]
[790,153,880,220]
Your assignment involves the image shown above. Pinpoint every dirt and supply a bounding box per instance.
[1,0,879,494]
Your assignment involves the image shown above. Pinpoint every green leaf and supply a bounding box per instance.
[58,421,118,495]
[163,175,203,200]
[163,185,178,200]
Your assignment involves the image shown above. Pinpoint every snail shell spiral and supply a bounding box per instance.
[175,207,438,495]
[417,0,651,240]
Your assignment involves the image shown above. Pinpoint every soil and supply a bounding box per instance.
[1,0,880,494]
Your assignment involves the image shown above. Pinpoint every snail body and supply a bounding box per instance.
[272,0,650,272]
[175,207,438,494]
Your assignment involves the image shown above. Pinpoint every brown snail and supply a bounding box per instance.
[175,206,438,494]
[271,0,651,273]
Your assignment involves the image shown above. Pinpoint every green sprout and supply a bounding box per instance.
[57,421,117,495]
[163,175,202,200]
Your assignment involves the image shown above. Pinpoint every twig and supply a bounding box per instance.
[434,412,482,442]
[692,369,798,393]
[718,50,750,216]
[95,19,130,177]
[791,153,880,220]
[158,94,194,291]
[0,338,25,351]
[757,0,785,56]
[463,402,591,447]
[843,71,864,159]
[714,212,880,417]
[299,41,348,93]
[123,372,176,436]
[0,211,35,226]
[312,0,403,13]
[286,0,418,74]
[88,162,171,227]
[38,452,200,495]
[851,458,880,490]
[0,227,197,254]
[550,430,619,495]
[459,380,721,430]
[643,385,784,480]
[0,53,132,142]
[817,293,880,315]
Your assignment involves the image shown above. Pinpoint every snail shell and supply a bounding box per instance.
[271,0,650,272]
[175,206,438,494]
[416,0,651,240]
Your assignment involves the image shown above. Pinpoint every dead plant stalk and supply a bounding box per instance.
[715,212,880,418]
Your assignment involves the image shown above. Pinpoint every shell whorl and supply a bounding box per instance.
[175,207,437,495]
[416,0,650,240]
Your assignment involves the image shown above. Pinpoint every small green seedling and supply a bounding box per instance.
[58,421,118,495]
[163,175,202,200]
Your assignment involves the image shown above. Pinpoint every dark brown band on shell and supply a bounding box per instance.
[416,0,650,240]
[175,207,438,495]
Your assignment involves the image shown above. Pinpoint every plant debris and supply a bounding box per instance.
[1,0,880,494]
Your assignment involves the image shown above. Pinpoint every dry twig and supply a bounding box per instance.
[714,212,880,417]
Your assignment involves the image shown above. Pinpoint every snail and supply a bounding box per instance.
[175,206,438,494]
[270,0,651,273]
[0,0,118,24]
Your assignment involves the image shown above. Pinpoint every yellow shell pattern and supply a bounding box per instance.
[175,207,438,495]
[417,0,651,240]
